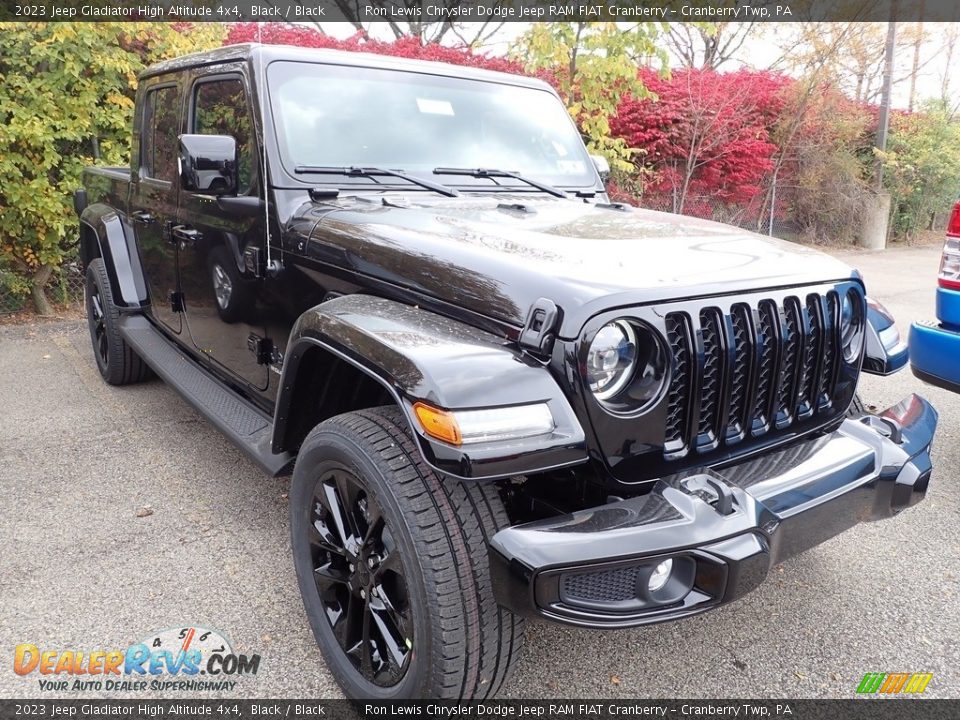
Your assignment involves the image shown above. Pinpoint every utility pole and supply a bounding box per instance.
[908,1,925,111]
[875,7,898,190]
[860,2,898,249]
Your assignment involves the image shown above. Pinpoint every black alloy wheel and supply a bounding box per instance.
[308,465,413,686]
[87,278,109,369]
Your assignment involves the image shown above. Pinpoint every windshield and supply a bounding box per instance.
[266,61,596,189]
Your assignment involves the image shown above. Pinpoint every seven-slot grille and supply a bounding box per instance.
[663,290,843,456]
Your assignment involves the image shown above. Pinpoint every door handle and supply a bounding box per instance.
[171,225,203,245]
[131,210,155,225]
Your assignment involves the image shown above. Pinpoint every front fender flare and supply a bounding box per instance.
[79,204,148,307]
[273,295,588,481]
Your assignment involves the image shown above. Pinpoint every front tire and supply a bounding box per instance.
[84,259,151,386]
[290,406,524,699]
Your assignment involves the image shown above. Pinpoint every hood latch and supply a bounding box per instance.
[519,297,560,359]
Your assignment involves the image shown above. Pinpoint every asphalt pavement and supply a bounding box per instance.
[1,243,958,699]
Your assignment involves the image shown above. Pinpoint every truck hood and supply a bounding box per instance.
[303,194,857,337]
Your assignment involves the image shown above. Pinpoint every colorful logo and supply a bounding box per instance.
[856,672,933,695]
[13,626,260,692]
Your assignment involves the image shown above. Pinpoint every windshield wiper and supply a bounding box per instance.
[432,167,568,199]
[294,165,460,198]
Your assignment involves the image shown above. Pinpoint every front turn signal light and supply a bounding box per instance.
[413,402,556,446]
[413,402,462,446]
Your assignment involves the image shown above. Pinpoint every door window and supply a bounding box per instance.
[193,78,254,193]
[142,86,179,181]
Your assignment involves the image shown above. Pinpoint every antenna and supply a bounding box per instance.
[254,22,276,275]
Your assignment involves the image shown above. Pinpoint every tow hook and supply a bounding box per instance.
[860,414,903,444]
[681,473,737,516]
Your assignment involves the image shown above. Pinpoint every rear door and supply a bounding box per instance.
[130,77,183,335]
[176,69,270,392]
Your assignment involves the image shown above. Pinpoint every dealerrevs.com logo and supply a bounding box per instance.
[13,626,260,692]
[856,672,934,695]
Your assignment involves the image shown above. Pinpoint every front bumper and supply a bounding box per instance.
[490,394,937,629]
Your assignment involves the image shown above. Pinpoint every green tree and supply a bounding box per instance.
[511,22,667,172]
[881,101,960,240]
[0,22,225,314]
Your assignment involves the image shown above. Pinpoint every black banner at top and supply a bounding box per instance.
[0,0,957,24]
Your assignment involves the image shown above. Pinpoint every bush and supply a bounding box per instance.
[883,102,960,241]
[0,23,225,314]
[774,84,874,244]
[0,264,30,313]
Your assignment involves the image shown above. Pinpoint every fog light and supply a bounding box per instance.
[648,559,673,592]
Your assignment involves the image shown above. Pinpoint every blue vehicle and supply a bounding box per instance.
[910,200,960,393]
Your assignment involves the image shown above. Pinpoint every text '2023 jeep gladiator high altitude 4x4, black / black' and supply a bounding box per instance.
[76,45,936,700]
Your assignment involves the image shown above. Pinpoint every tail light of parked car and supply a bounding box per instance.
[939,200,960,290]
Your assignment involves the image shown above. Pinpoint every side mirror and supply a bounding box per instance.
[591,154,611,183]
[178,134,238,196]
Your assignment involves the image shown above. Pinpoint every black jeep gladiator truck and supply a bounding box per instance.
[76,44,937,700]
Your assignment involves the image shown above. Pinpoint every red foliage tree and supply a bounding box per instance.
[224,23,527,76]
[611,68,792,215]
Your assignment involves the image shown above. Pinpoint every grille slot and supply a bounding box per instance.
[753,300,779,431]
[663,290,846,458]
[664,314,691,449]
[797,295,822,415]
[697,308,725,445]
[725,304,753,441]
[819,292,840,407]
[777,297,802,424]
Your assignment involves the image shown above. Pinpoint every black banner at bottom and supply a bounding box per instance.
[0,700,957,720]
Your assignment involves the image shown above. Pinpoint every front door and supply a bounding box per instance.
[131,79,182,335]
[177,71,269,392]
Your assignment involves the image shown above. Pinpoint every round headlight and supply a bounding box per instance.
[586,320,668,410]
[586,320,637,400]
[840,289,865,362]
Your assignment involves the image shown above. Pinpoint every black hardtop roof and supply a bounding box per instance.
[140,43,553,93]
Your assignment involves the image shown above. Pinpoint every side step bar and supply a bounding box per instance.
[119,315,293,476]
